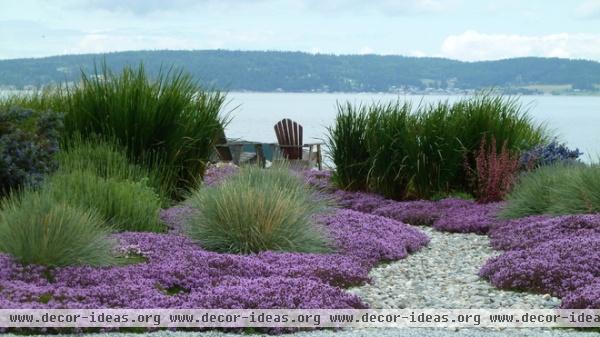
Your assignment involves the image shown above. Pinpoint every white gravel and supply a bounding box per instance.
[348,226,561,309]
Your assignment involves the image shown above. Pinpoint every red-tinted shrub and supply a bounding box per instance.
[469,136,519,203]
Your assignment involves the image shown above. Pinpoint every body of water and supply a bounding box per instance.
[2,90,598,160]
[226,93,600,161]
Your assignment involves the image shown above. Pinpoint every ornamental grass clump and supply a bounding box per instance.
[365,101,416,200]
[326,94,549,200]
[57,136,170,204]
[500,162,600,219]
[0,190,115,267]
[326,102,370,191]
[44,170,163,232]
[62,63,226,199]
[185,166,331,254]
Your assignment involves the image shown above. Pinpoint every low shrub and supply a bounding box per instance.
[185,166,331,254]
[500,162,600,219]
[57,136,170,204]
[469,136,519,203]
[44,170,163,232]
[0,206,429,309]
[0,107,62,197]
[202,163,239,187]
[0,190,115,267]
[519,140,582,170]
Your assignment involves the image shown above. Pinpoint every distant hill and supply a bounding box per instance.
[1,50,599,94]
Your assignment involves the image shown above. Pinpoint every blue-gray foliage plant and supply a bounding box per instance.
[0,106,63,196]
[519,140,582,170]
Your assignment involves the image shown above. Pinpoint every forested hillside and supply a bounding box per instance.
[1,50,599,93]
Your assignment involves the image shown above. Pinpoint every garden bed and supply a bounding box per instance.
[2,166,598,312]
[0,204,428,309]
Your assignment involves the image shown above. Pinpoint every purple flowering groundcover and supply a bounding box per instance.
[0,207,429,309]
[481,214,600,309]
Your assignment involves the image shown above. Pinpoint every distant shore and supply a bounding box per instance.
[2,89,599,97]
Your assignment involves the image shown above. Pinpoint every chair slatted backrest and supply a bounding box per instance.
[274,118,303,160]
[214,128,233,161]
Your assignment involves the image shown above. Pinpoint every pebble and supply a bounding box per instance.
[348,227,562,309]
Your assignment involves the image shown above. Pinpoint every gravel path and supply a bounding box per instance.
[348,226,561,309]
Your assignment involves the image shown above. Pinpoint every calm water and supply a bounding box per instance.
[2,90,598,160]
[226,93,600,161]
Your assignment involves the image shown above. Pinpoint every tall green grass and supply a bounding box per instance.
[365,101,415,199]
[326,102,370,190]
[449,95,548,190]
[0,88,67,112]
[185,165,331,254]
[500,162,600,218]
[1,63,227,199]
[0,190,115,267]
[326,94,550,199]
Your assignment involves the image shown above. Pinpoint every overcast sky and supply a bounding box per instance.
[1,0,600,61]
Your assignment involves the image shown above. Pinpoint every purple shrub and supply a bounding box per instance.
[479,235,600,298]
[0,208,428,309]
[202,164,239,187]
[489,214,600,251]
[372,200,441,226]
[319,209,430,266]
[433,201,504,234]
[519,140,582,170]
[561,280,600,309]
[0,107,63,196]
[481,213,600,308]
[367,197,503,234]
[333,190,393,213]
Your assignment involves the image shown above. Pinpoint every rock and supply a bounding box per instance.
[352,227,562,310]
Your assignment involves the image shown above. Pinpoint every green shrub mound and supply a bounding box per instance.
[0,190,115,267]
[45,170,163,232]
[185,166,331,254]
[57,137,169,204]
[500,162,600,219]
[327,94,549,200]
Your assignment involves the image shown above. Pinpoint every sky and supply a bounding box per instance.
[1,0,600,61]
